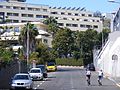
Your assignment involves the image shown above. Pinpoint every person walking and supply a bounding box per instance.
[98,70,103,86]
[86,69,91,86]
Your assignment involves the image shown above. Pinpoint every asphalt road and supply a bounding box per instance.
[33,66,120,90]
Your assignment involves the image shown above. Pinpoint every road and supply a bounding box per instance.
[33,66,120,90]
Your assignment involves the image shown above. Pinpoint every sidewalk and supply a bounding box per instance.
[106,76,120,87]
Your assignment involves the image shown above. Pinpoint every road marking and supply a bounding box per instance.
[37,84,40,87]
[70,74,75,90]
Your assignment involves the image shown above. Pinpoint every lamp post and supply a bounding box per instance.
[108,0,120,4]
[26,23,29,71]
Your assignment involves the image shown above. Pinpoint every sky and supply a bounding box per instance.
[26,0,120,13]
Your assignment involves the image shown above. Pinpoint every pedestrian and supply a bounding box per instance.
[98,70,103,86]
[86,69,91,86]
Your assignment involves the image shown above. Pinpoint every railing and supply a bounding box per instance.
[94,38,109,61]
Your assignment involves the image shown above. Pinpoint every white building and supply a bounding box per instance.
[0,22,53,49]
[0,0,103,32]
[93,8,120,77]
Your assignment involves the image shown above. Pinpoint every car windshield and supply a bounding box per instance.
[14,75,29,80]
[47,62,55,66]
[30,69,41,73]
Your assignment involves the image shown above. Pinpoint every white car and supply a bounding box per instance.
[29,68,43,80]
[10,73,33,90]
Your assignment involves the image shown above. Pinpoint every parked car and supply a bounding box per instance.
[46,61,57,72]
[36,65,48,78]
[29,68,43,80]
[10,73,33,90]
[87,63,95,71]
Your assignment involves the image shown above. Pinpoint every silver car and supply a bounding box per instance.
[10,73,33,90]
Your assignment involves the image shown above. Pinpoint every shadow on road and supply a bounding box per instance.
[57,68,83,72]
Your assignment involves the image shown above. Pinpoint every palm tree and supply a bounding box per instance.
[43,17,59,37]
[19,22,39,57]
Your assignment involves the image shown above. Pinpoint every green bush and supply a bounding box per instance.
[55,58,83,66]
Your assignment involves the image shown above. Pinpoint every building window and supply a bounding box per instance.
[43,9,47,12]
[88,14,92,17]
[86,25,92,28]
[22,14,27,17]
[13,13,19,16]
[13,20,19,23]
[21,7,25,10]
[21,20,27,22]
[58,23,64,26]
[28,7,33,11]
[93,25,98,28]
[97,20,99,22]
[55,17,58,19]
[72,18,74,20]
[0,5,3,8]
[43,39,48,44]
[14,27,20,32]
[6,6,11,9]
[82,14,85,16]
[43,15,48,18]
[35,8,40,11]
[75,13,78,16]
[36,15,42,18]
[13,6,19,10]
[7,13,12,16]
[6,29,10,33]
[72,24,78,27]
[76,19,79,21]
[84,19,88,21]
[61,12,65,15]
[68,13,72,15]
[80,24,85,28]
[51,12,57,14]
[63,18,67,20]
[28,14,33,17]
[66,23,71,27]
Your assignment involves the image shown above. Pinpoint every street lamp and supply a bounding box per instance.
[108,0,120,4]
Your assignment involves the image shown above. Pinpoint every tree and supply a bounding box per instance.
[75,29,99,65]
[0,47,14,67]
[43,17,59,37]
[19,22,39,56]
[29,52,39,62]
[52,27,74,58]
[36,41,52,64]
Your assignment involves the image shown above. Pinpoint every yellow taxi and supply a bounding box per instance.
[46,62,57,71]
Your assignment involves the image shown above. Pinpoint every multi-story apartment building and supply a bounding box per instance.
[112,8,120,32]
[0,22,53,48]
[0,0,103,32]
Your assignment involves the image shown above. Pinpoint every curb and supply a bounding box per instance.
[106,76,120,87]
[57,65,84,69]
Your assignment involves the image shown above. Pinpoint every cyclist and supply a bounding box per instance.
[98,70,103,86]
[86,69,91,86]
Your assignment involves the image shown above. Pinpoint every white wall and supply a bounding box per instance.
[95,31,120,77]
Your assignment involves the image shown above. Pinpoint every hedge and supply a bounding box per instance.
[55,58,83,66]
